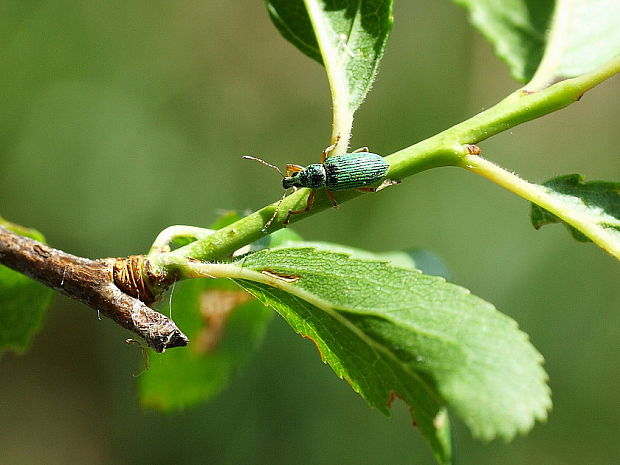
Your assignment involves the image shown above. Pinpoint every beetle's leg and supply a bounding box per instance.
[262,189,290,231]
[356,179,401,193]
[285,164,304,176]
[325,189,338,208]
[352,146,369,153]
[320,135,341,162]
[320,144,336,163]
[284,189,317,226]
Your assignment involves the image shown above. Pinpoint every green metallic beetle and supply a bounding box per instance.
[244,138,399,228]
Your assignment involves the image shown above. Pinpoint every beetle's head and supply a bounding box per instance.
[283,164,326,190]
[282,174,299,189]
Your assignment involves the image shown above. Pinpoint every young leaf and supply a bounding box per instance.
[531,174,620,248]
[228,247,550,462]
[138,278,273,411]
[266,0,393,144]
[454,0,620,86]
[0,218,53,355]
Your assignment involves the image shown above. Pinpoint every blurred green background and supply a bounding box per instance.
[1,1,619,464]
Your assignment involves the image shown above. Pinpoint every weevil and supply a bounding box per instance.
[244,138,399,229]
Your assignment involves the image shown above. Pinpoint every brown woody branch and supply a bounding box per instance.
[0,226,187,352]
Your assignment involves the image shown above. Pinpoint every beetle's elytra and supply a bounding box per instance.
[283,152,389,191]
[243,138,399,229]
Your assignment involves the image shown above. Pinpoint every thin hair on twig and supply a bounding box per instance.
[168,278,176,318]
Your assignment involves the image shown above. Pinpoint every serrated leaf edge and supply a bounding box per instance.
[238,247,551,439]
[186,247,550,440]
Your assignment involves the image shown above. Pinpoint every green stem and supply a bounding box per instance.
[148,56,620,275]
[462,155,620,259]
[304,0,352,155]
[387,55,620,179]
[148,225,216,255]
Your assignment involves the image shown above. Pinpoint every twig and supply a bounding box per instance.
[0,226,187,352]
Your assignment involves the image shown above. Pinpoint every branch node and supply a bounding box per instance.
[466,144,481,155]
[113,255,157,305]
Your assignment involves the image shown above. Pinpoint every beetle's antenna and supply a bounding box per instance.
[243,155,294,231]
[243,156,284,178]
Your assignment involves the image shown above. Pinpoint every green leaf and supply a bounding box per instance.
[266,0,323,64]
[230,247,550,463]
[528,0,620,89]
[453,0,554,82]
[454,0,620,86]
[237,279,452,464]
[381,248,452,279]
[266,0,393,143]
[279,240,452,277]
[530,174,620,247]
[138,278,273,411]
[0,217,53,355]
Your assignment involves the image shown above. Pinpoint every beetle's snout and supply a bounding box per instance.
[282,175,298,189]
